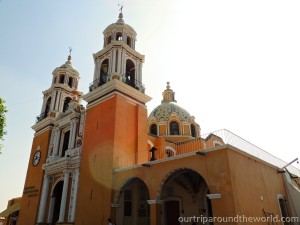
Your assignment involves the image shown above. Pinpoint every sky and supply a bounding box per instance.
[1,0,300,212]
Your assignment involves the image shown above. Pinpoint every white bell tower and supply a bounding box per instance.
[89,12,145,92]
[38,54,82,122]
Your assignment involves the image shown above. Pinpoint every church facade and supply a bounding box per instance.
[2,12,300,225]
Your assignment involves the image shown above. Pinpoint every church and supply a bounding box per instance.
[1,11,300,225]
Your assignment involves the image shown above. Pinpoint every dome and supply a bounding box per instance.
[149,102,191,122]
[148,82,192,122]
[103,13,137,36]
[53,55,79,78]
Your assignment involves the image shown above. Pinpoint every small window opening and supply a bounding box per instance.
[150,124,157,136]
[59,75,65,84]
[68,77,73,88]
[116,32,123,41]
[191,124,196,138]
[170,121,179,135]
[63,97,72,113]
[62,130,70,157]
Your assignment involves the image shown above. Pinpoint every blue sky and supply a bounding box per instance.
[1,0,300,212]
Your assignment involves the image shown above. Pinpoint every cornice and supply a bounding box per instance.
[83,79,151,108]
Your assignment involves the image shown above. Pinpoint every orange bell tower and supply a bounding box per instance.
[17,54,82,225]
[75,12,151,225]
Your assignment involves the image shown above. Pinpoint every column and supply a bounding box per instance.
[68,170,80,222]
[139,62,143,83]
[147,200,163,225]
[68,118,78,150]
[53,129,61,156]
[58,171,70,222]
[112,48,116,73]
[37,175,50,223]
[117,48,122,74]
[47,195,55,223]
[110,203,120,225]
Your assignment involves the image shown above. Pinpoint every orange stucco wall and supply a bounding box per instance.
[17,128,52,225]
[227,150,287,224]
[112,147,288,225]
[75,93,149,225]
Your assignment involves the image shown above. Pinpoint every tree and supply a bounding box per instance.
[0,98,7,153]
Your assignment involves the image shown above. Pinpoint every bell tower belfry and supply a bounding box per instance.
[75,12,151,225]
[89,12,145,92]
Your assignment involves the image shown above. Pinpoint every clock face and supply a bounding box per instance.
[32,150,41,166]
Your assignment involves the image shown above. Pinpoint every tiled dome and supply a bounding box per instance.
[149,102,191,122]
[148,82,192,122]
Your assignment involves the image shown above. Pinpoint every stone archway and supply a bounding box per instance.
[157,168,213,225]
[49,180,64,224]
[114,177,150,225]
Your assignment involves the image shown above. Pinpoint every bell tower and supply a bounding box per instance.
[75,12,151,225]
[89,12,145,93]
[17,54,82,225]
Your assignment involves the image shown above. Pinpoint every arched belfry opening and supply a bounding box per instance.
[125,59,135,88]
[44,97,51,118]
[100,59,109,86]
[127,36,131,47]
[107,35,112,45]
[116,32,123,41]
[63,97,72,113]
[115,178,150,225]
[159,169,213,225]
[49,181,64,224]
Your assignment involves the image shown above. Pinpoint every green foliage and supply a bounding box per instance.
[0,98,7,153]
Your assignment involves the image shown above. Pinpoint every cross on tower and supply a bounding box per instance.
[118,3,124,13]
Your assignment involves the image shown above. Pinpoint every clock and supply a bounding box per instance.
[32,150,41,166]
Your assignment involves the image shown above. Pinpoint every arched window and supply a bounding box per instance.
[116,32,123,41]
[62,130,70,157]
[125,59,135,88]
[170,121,179,135]
[107,35,112,45]
[59,74,65,84]
[150,124,157,135]
[63,97,72,113]
[68,77,73,88]
[100,59,109,86]
[44,97,51,118]
[53,76,57,84]
[191,124,196,138]
[127,36,131,47]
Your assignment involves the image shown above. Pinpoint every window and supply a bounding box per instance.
[116,32,123,41]
[127,36,131,47]
[68,77,73,88]
[61,130,70,157]
[44,97,51,118]
[124,189,132,216]
[63,97,72,113]
[107,35,112,45]
[59,75,65,84]
[150,124,157,135]
[191,124,196,137]
[278,196,290,225]
[125,59,135,88]
[170,121,179,135]
[53,76,57,84]
[100,59,109,86]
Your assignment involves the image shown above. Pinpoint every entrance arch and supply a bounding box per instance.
[48,181,63,224]
[115,177,150,225]
[158,168,213,225]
